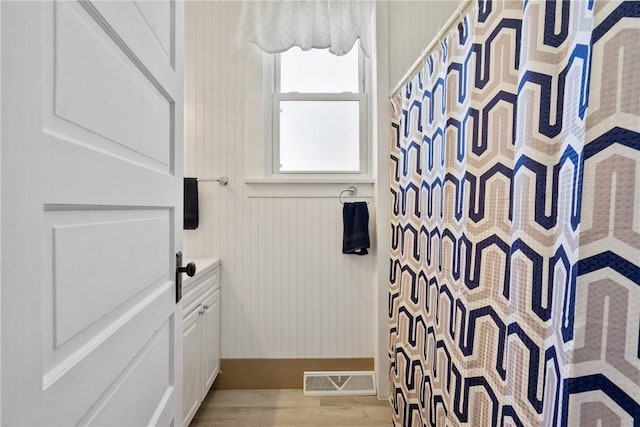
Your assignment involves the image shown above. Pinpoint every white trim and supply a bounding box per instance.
[373,1,391,400]
[0,1,3,420]
[262,52,276,175]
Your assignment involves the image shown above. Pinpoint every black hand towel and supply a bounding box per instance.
[342,201,370,255]
[184,178,199,230]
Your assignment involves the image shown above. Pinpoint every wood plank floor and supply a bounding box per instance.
[190,389,392,426]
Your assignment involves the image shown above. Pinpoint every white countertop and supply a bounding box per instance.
[183,257,220,287]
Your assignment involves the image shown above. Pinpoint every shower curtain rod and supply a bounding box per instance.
[389,0,474,98]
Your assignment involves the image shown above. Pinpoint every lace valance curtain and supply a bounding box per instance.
[237,0,373,57]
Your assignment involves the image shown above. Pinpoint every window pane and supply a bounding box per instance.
[280,44,359,93]
[279,101,360,172]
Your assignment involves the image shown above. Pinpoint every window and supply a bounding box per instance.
[271,43,367,174]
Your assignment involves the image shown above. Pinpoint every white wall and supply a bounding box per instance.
[183,0,460,387]
[184,1,375,359]
[387,1,460,87]
[0,2,3,419]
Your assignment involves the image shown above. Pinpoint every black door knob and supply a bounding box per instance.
[184,262,196,277]
[177,261,196,277]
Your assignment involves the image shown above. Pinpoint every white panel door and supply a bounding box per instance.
[1,1,184,425]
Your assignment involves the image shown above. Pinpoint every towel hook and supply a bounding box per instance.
[339,186,358,205]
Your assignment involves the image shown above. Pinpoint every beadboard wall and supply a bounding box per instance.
[184,1,375,359]
[388,1,459,86]
[184,0,463,366]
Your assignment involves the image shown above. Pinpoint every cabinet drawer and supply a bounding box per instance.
[183,265,220,319]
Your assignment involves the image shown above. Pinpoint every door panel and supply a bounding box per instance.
[87,317,173,426]
[133,0,172,55]
[40,284,176,424]
[91,0,175,75]
[1,0,184,425]
[53,1,172,171]
[41,139,176,206]
[45,209,170,346]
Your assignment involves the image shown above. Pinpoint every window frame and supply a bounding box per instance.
[267,46,369,176]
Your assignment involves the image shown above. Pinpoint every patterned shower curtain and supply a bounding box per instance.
[389,1,639,426]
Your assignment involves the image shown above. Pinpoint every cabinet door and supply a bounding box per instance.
[182,307,202,427]
[201,288,221,397]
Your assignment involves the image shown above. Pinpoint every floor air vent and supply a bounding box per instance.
[303,371,376,396]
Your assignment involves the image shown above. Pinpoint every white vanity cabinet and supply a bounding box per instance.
[181,259,221,427]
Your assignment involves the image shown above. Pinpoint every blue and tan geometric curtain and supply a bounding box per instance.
[389,1,639,425]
